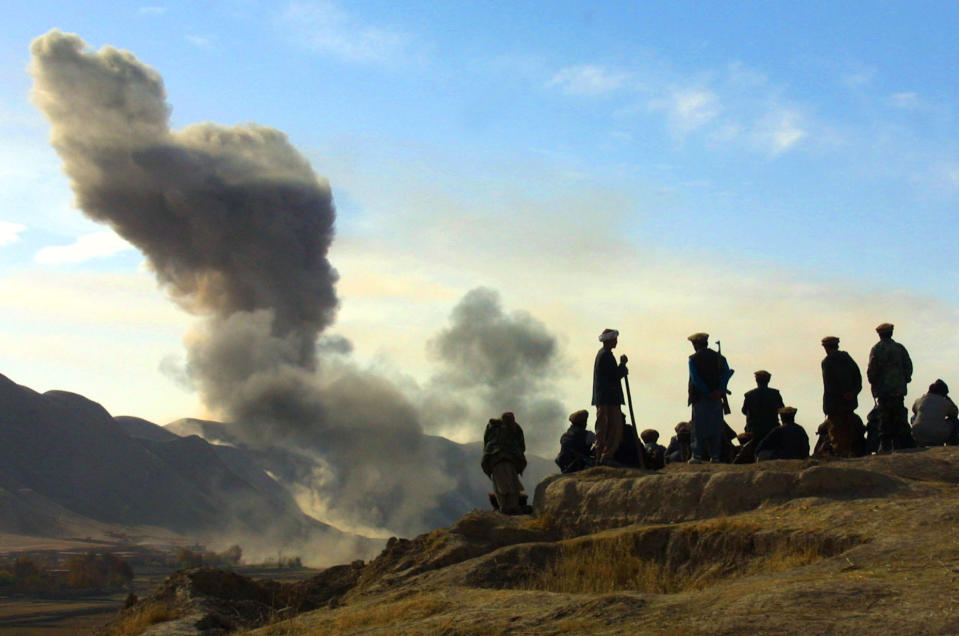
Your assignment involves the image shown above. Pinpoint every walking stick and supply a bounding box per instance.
[622,368,646,468]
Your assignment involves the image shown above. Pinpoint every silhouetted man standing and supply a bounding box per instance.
[592,328,628,464]
[867,323,913,452]
[687,332,732,463]
[741,370,784,444]
[821,336,865,457]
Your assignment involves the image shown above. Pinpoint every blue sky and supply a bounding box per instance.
[0,1,957,443]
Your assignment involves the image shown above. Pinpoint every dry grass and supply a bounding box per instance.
[523,525,832,595]
[328,596,453,632]
[104,603,180,636]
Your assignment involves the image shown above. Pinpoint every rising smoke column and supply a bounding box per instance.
[422,287,566,455]
[30,30,451,536]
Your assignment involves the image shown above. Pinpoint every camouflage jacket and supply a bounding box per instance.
[867,338,912,398]
[481,419,526,476]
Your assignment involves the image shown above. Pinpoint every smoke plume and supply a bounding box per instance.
[29,30,452,537]
[421,287,566,455]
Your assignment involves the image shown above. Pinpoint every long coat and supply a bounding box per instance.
[822,350,862,414]
[592,348,625,406]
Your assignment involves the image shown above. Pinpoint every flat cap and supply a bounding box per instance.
[821,336,840,346]
[568,409,589,426]
[687,332,709,343]
[875,322,894,333]
[778,406,798,417]
[754,370,771,378]
[640,428,660,443]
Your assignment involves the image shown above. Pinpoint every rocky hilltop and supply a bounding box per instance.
[106,447,959,634]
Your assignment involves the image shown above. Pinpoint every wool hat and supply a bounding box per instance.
[675,421,691,433]
[568,409,589,426]
[821,336,840,346]
[778,406,798,417]
[876,323,894,333]
[640,428,659,443]
[687,332,709,343]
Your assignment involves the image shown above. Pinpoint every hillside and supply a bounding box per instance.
[0,373,373,561]
[0,372,553,566]
[106,447,959,634]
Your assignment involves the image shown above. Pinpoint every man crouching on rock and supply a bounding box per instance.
[482,412,527,514]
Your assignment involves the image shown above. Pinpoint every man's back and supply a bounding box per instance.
[742,386,784,439]
[868,339,912,397]
[822,350,862,413]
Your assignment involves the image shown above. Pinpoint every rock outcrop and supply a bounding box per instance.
[105,447,959,635]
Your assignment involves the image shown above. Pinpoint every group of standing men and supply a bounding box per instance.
[486,322,954,513]
[578,321,945,468]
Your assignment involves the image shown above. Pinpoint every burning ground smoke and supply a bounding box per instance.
[29,30,453,536]
[420,288,565,455]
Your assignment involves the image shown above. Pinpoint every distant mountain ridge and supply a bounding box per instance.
[0,373,375,562]
[0,372,554,564]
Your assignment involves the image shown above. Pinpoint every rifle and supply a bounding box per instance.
[716,340,732,415]
[621,357,646,469]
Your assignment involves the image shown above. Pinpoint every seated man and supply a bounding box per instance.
[614,415,646,468]
[481,412,527,515]
[666,422,692,464]
[641,429,666,469]
[911,379,959,447]
[812,420,834,458]
[555,409,596,473]
[756,406,810,461]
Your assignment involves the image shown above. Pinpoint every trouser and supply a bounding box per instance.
[691,399,724,461]
[877,395,909,452]
[827,411,865,457]
[594,404,624,463]
[491,461,523,513]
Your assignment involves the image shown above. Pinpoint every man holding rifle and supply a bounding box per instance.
[687,332,734,463]
[592,328,629,464]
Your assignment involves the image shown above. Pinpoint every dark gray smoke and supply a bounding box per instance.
[421,288,566,455]
[29,30,452,537]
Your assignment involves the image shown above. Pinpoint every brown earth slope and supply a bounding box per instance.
[108,448,959,635]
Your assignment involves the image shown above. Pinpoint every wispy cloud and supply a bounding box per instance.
[889,91,921,110]
[280,1,414,65]
[664,87,720,134]
[547,64,629,96]
[750,108,806,155]
[186,34,214,49]
[34,231,134,265]
[0,221,26,246]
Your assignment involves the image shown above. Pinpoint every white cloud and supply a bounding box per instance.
[650,87,720,135]
[548,65,629,96]
[0,221,26,246]
[751,109,806,155]
[34,231,134,265]
[280,1,414,65]
[889,92,921,110]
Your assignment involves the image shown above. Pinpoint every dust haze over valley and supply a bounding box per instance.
[25,30,564,552]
